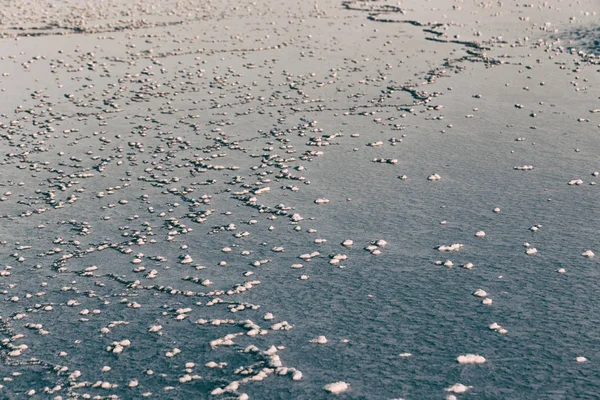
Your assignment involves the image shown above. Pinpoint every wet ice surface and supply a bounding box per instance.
[0,0,599,399]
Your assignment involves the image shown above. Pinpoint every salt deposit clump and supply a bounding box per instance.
[324,381,349,394]
[329,254,348,265]
[106,339,131,354]
[180,255,193,264]
[445,383,472,394]
[526,247,538,255]
[457,354,486,364]
[365,245,378,254]
[372,158,398,165]
[291,213,304,222]
[437,243,463,252]
[488,322,507,334]
[310,336,328,344]
[514,165,534,171]
[582,250,595,258]
[489,322,501,330]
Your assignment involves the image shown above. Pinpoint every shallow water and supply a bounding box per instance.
[0,0,598,399]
